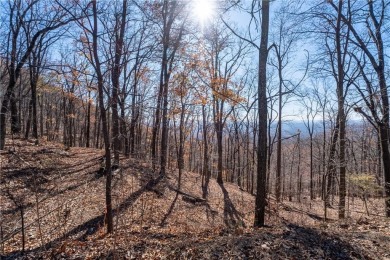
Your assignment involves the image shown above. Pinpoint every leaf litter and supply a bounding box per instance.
[1,138,389,259]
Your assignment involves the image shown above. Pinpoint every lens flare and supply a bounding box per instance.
[192,0,216,28]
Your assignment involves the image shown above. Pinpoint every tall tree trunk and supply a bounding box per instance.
[95,101,100,149]
[39,95,44,137]
[10,87,21,135]
[379,125,390,217]
[202,104,211,198]
[310,134,315,200]
[0,82,14,149]
[25,77,38,140]
[336,0,346,219]
[235,123,241,187]
[32,84,38,139]
[160,75,169,176]
[111,0,127,165]
[276,63,282,203]
[86,90,91,147]
[254,0,270,227]
[330,0,390,218]
[92,0,113,233]
[216,123,223,184]
[129,75,138,156]
[25,99,33,139]
[177,101,185,189]
[158,0,182,176]
[321,110,327,200]
[325,116,340,210]
[251,120,257,195]
[297,131,302,202]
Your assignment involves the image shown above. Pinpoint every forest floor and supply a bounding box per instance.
[1,138,390,259]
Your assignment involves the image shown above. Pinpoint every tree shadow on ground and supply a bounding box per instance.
[282,204,337,222]
[56,156,102,175]
[276,223,367,259]
[186,223,368,259]
[3,174,164,259]
[218,183,245,228]
[159,192,179,227]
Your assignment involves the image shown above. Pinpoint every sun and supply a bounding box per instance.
[192,0,216,27]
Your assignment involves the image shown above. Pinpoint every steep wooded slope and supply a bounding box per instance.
[1,138,389,259]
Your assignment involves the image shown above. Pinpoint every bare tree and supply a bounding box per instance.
[91,0,114,233]
[328,0,390,217]
[200,24,248,184]
[269,0,304,202]
[255,0,270,227]
[223,0,271,227]
[0,0,82,150]
[300,88,321,201]
[110,0,128,165]
[148,0,187,175]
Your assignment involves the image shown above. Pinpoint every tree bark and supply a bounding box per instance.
[335,0,346,219]
[254,0,270,227]
[111,0,127,165]
[92,0,113,233]
[202,104,211,198]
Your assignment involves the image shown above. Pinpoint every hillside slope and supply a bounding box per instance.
[1,138,389,259]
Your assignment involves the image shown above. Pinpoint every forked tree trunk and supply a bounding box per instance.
[111,0,127,165]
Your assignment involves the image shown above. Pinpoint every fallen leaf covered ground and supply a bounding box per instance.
[1,138,389,259]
